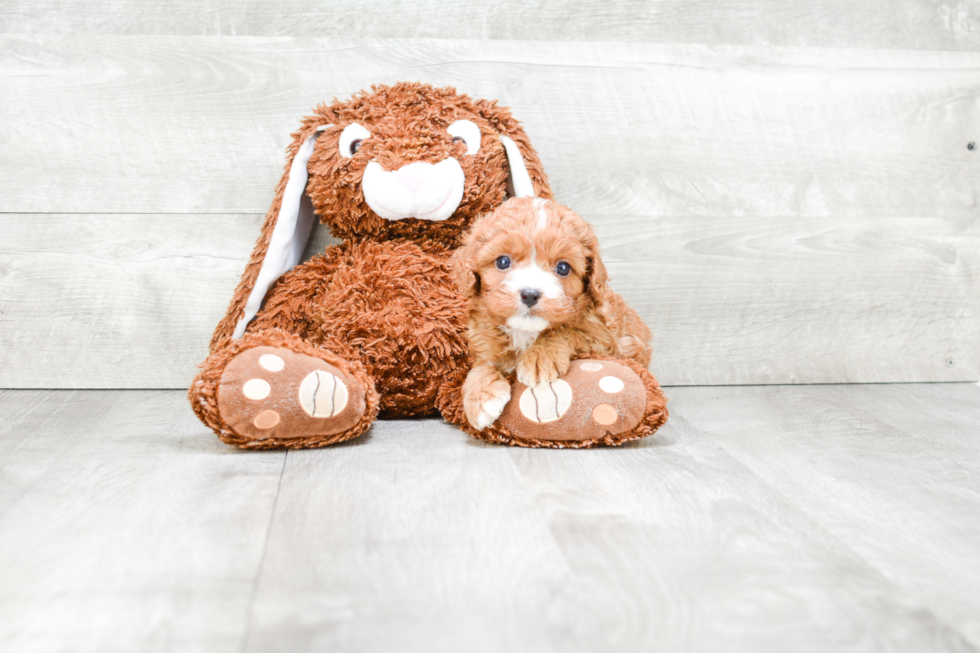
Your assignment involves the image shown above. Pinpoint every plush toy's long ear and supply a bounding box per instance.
[500,135,535,198]
[209,125,329,348]
[472,99,553,201]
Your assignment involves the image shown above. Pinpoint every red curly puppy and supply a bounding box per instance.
[453,197,652,430]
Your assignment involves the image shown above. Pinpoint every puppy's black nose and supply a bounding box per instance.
[520,288,542,307]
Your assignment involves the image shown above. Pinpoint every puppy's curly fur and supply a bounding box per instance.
[453,197,652,430]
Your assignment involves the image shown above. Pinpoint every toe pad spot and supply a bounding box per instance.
[599,376,625,393]
[593,404,618,425]
[242,378,271,400]
[259,354,285,372]
[253,410,281,429]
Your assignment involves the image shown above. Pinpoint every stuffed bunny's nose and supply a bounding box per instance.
[395,163,434,193]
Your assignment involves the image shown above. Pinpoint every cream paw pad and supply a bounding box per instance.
[499,359,646,443]
[217,346,366,442]
[518,379,573,424]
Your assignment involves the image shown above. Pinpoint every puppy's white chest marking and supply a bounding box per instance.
[504,328,539,352]
[501,317,548,352]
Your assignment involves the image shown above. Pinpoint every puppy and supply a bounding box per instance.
[453,197,652,430]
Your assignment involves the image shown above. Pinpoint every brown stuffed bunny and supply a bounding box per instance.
[188,82,666,449]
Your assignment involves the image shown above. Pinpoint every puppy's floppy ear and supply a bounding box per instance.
[583,231,611,306]
[471,99,553,200]
[451,219,484,298]
[209,120,331,348]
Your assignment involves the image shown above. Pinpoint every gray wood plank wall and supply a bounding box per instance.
[1,2,979,388]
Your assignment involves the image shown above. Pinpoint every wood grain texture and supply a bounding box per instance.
[2,0,979,50]
[245,410,976,653]
[829,382,980,472]
[4,385,978,652]
[0,214,262,388]
[673,382,980,648]
[0,389,287,653]
[2,212,976,387]
[606,213,980,385]
[1,37,978,217]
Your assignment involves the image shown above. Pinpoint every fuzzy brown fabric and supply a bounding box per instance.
[252,240,469,417]
[189,82,552,448]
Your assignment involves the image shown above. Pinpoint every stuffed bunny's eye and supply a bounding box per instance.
[556,261,571,277]
[495,255,511,271]
[447,120,481,156]
[339,123,371,159]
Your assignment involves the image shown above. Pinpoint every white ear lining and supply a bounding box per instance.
[500,135,535,199]
[232,127,329,339]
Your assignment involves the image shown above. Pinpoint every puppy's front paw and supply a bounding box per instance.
[516,349,570,387]
[463,366,512,430]
[472,385,512,430]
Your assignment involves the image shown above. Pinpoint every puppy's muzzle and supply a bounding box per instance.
[520,288,542,307]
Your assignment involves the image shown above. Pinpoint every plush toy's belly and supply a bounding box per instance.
[305,240,469,417]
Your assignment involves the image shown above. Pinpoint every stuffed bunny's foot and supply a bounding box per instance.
[216,346,371,447]
[489,358,667,448]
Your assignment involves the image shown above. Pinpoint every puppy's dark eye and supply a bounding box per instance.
[556,261,571,277]
[495,255,511,271]
[350,139,362,155]
[453,136,465,146]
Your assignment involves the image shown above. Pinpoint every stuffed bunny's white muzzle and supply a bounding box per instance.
[363,159,465,222]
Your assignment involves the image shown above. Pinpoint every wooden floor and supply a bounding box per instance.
[0,384,978,652]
